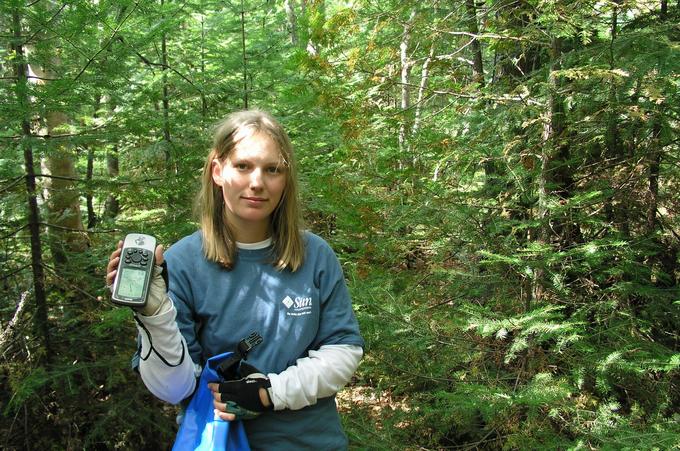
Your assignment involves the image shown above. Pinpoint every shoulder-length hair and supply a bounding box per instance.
[196,109,304,271]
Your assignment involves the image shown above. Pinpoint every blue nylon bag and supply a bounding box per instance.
[172,352,250,451]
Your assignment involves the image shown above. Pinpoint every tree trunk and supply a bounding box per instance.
[466,0,485,87]
[647,121,661,234]
[12,6,51,361]
[102,6,126,220]
[496,1,538,82]
[201,13,208,120]
[604,0,630,237]
[39,110,88,264]
[412,43,435,138]
[646,119,674,288]
[103,141,120,219]
[304,0,322,56]
[86,147,96,229]
[160,0,175,213]
[29,56,88,264]
[284,0,298,45]
[104,86,120,219]
[534,37,564,307]
[161,0,171,163]
[605,0,621,158]
[467,0,502,197]
[398,10,416,161]
[85,97,101,229]
[240,0,249,109]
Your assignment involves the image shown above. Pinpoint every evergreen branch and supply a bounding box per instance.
[366,293,505,350]
[416,253,459,288]
[87,0,203,95]
[571,155,635,185]
[21,3,67,47]
[371,351,458,383]
[66,0,141,88]
[426,295,466,310]
[107,32,204,95]
[0,224,30,241]
[342,415,390,446]
[131,57,204,95]
[371,351,518,384]
[459,428,499,450]
[654,212,680,244]
[41,263,100,302]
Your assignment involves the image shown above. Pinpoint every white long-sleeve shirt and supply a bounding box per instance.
[135,304,362,409]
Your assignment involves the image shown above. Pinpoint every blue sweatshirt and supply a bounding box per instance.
[164,230,364,450]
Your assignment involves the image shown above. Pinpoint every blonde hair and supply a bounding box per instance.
[196,110,304,271]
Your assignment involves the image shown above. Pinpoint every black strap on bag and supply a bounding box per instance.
[216,332,263,380]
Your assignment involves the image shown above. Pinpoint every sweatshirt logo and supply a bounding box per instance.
[282,295,313,316]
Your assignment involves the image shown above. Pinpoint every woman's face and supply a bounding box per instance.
[211,131,287,241]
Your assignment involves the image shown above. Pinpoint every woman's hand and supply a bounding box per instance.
[106,241,165,287]
[209,364,272,421]
[105,241,168,316]
[210,393,237,422]
[105,240,124,288]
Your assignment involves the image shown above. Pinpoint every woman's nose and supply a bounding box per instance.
[249,168,264,188]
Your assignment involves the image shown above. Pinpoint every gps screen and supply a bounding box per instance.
[117,267,146,298]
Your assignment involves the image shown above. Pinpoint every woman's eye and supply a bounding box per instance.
[267,166,281,174]
[235,163,248,170]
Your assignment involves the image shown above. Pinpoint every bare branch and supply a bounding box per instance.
[0,291,30,356]
[0,224,30,241]
[1,222,117,239]
[0,121,109,140]
[439,30,531,42]
[0,175,25,195]
[38,222,120,234]
[0,265,32,282]
[34,173,163,185]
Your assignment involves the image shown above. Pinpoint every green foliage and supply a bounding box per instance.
[1,0,679,449]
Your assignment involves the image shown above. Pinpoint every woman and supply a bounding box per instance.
[106,110,364,449]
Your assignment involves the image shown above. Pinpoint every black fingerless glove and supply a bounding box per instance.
[217,362,273,420]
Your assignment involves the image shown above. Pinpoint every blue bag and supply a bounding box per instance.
[172,352,250,451]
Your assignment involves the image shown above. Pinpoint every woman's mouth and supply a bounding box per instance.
[242,196,267,204]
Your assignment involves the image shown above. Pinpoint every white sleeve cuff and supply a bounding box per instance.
[267,344,363,411]
[135,305,196,404]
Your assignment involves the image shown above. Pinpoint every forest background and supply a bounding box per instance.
[1,0,679,449]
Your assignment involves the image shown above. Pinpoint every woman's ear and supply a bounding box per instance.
[211,158,224,186]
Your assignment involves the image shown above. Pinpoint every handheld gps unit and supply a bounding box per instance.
[111,233,156,307]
